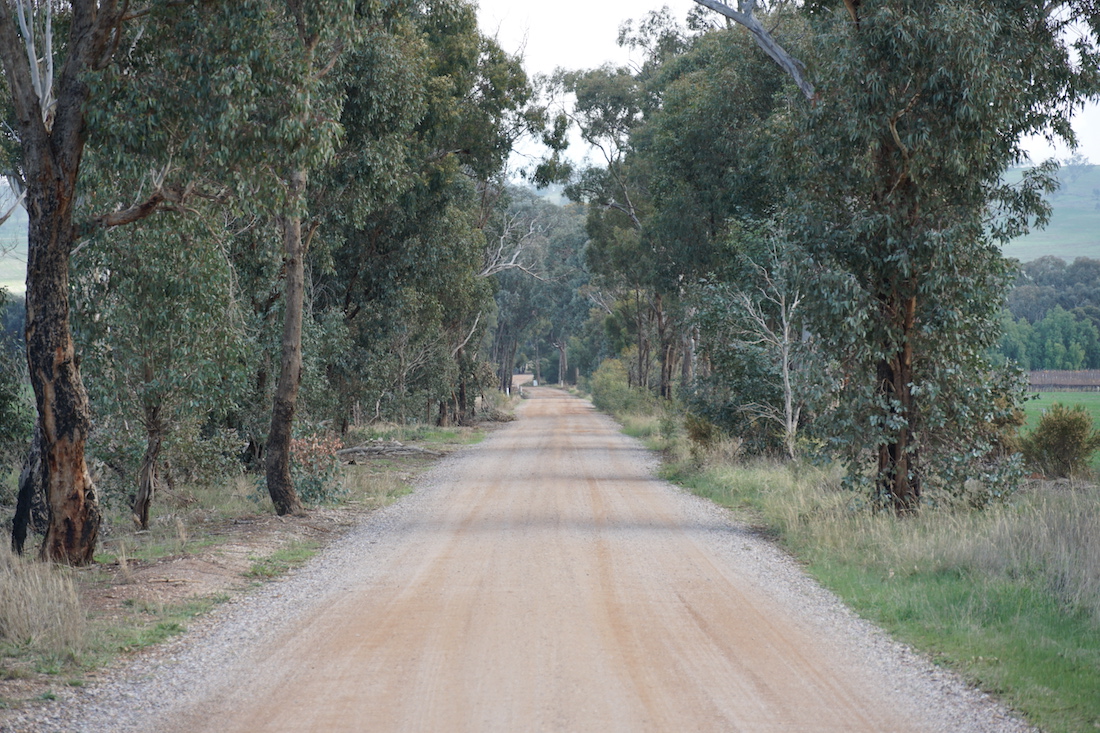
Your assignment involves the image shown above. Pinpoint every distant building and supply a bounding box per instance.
[1030,370,1100,392]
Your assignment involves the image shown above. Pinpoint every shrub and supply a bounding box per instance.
[589,359,652,415]
[1021,402,1100,478]
[0,294,32,475]
[289,433,345,505]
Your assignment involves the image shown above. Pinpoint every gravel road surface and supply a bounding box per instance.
[12,388,1034,732]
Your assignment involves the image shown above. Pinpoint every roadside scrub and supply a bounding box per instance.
[0,422,487,714]
[583,375,1100,733]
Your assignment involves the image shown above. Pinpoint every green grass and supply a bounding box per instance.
[609,376,1100,733]
[813,559,1100,732]
[1023,391,1100,430]
[246,540,321,579]
[663,457,1100,733]
[80,595,227,668]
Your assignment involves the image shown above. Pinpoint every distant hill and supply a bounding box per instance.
[1002,164,1100,262]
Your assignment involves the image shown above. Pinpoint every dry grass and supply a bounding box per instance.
[705,461,1100,625]
[343,464,413,508]
[0,546,86,655]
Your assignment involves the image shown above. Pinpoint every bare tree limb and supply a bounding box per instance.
[0,187,27,228]
[451,312,482,358]
[692,0,815,100]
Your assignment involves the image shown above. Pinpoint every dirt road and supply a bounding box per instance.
[149,389,947,731]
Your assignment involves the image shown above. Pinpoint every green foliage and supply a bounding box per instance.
[766,0,1099,504]
[0,289,31,472]
[1021,403,1100,478]
[1000,305,1100,370]
[589,358,653,415]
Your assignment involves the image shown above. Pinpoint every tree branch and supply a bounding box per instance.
[692,0,815,100]
[451,312,482,358]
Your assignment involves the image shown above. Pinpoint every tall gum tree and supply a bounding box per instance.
[260,0,354,516]
[0,1,195,563]
[693,0,1100,511]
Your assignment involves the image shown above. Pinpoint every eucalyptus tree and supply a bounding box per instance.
[73,212,247,530]
[693,0,1100,510]
[315,0,537,425]
[0,1,223,563]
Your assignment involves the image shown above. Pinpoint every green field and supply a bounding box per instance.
[1002,164,1100,262]
[1023,390,1100,430]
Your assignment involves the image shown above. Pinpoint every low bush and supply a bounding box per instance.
[589,359,653,415]
[1021,402,1100,478]
[289,433,345,505]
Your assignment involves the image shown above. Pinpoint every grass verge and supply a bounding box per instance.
[247,540,321,579]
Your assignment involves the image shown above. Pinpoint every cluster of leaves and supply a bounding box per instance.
[1001,306,1100,370]
[0,0,564,543]
[589,358,654,415]
[541,0,1100,510]
[0,290,31,478]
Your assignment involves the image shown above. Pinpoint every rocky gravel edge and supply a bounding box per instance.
[3,415,1036,733]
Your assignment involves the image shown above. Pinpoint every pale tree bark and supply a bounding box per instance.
[730,249,805,460]
[133,392,163,530]
[691,0,815,100]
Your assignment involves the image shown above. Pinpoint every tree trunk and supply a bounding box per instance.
[556,341,568,385]
[877,295,920,514]
[11,421,48,555]
[681,327,694,386]
[534,341,541,384]
[265,169,307,517]
[458,375,468,423]
[133,427,162,530]
[26,180,101,564]
[655,293,673,400]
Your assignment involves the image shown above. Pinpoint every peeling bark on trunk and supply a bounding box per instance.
[26,181,101,565]
[0,2,141,564]
[265,169,307,517]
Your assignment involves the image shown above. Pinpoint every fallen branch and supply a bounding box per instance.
[336,440,442,460]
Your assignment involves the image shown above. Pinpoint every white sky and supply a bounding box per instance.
[476,0,1100,165]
